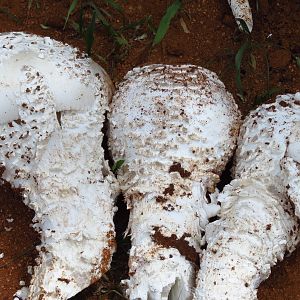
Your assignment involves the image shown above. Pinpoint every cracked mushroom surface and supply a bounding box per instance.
[228,0,253,32]
[109,64,241,300]
[0,32,117,299]
[195,93,300,300]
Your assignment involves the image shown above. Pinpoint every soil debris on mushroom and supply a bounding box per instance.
[194,93,300,299]
[0,32,117,300]
[109,64,241,300]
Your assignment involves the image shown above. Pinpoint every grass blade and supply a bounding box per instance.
[235,40,250,100]
[88,1,110,26]
[89,1,128,46]
[236,18,251,34]
[85,10,96,56]
[78,6,84,35]
[28,0,33,10]
[295,56,300,69]
[64,0,79,30]
[112,159,125,173]
[255,87,281,105]
[249,53,256,70]
[153,0,182,46]
[28,0,39,10]
[104,0,123,13]
[0,7,21,24]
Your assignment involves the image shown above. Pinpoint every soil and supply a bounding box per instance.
[0,0,299,299]
[152,226,200,267]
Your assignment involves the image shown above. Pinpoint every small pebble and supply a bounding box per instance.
[27,265,33,275]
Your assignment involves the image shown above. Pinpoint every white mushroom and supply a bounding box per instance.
[228,0,253,32]
[0,32,117,299]
[280,95,300,218]
[194,93,300,299]
[109,64,241,300]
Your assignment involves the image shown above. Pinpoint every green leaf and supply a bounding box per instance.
[0,7,21,24]
[64,0,79,30]
[121,15,151,31]
[255,87,281,105]
[85,10,96,56]
[88,1,110,26]
[236,18,251,34]
[78,6,84,35]
[295,56,300,69]
[249,53,256,70]
[112,159,125,173]
[28,0,40,10]
[153,0,182,46]
[115,34,128,46]
[88,1,128,46]
[70,20,80,32]
[235,40,250,100]
[104,0,123,13]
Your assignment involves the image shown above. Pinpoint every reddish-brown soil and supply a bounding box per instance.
[0,183,39,300]
[0,0,300,299]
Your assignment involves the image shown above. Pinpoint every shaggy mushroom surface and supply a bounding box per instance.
[0,32,117,300]
[109,64,241,300]
[194,93,300,300]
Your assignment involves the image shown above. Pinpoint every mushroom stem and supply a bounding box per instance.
[194,178,299,299]
[0,32,116,299]
[124,181,214,300]
[194,93,300,299]
[109,64,241,299]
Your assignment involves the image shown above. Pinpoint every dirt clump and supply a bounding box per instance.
[269,49,292,69]
[152,226,199,267]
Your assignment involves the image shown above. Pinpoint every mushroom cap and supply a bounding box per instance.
[234,93,300,191]
[0,32,114,188]
[109,64,241,194]
[0,31,113,124]
[0,33,116,299]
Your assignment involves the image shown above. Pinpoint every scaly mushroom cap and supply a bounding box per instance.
[228,0,253,32]
[110,64,240,196]
[0,32,116,299]
[109,64,240,299]
[234,93,300,204]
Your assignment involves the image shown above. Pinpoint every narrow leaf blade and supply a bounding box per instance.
[236,18,251,34]
[85,10,96,56]
[235,40,250,99]
[153,0,182,46]
[112,159,125,173]
[295,56,300,69]
[104,0,123,13]
[64,0,79,30]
